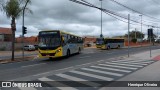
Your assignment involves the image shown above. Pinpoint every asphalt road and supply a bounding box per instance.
[0,46,160,81]
[0,46,160,90]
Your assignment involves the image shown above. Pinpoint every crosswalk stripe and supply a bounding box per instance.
[18,87,37,90]
[81,68,123,77]
[120,61,154,64]
[109,62,148,66]
[56,73,101,87]
[90,66,131,73]
[69,70,113,81]
[105,62,143,67]
[98,64,138,70]
[111,59,151,62]
[112,60,154,63]
[38,77,78,90]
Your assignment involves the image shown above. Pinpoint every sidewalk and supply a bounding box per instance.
[0,51,38,57]
[0,51,38,63]
[100,49,160,90]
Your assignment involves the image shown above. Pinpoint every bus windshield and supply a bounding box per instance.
[96,38,104,45]
[38,31,61,49]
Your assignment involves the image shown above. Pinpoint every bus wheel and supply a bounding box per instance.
[117,45,120,49]
[49,57,53,60]
[78,48,81,54]
[107,46,110,50]
[66,50,70,57]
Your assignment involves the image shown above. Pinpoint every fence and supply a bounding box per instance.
[0,42,38,51]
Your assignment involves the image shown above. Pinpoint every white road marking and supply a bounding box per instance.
[18,87,37,90]
[81,68,123,76]
[90,66,131,73]
[79,56,91,59]
[69,70,113,81]
[111,59,151,63]
[38,77,78,90]
[110,62,148,66]
[107,52,114,54]
[112,60,154,64]
[33,67,74,77]
[56,73,100,87]
[98,64,138,70]
[21,63,46,68]
[105,62,143,67]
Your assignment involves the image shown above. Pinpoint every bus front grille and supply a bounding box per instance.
[41,53,55,56]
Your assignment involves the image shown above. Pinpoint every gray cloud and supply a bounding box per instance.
[0,0,160,37]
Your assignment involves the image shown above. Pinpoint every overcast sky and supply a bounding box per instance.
[1,0,160,38]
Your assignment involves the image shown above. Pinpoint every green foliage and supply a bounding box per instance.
[0,46,6,51]
[1,0,32,19]
[131,38,137,43]
[125,31,145,39]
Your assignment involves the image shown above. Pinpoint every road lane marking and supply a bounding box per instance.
[33,66,74,77]
[90,66,131,73]
[79,56,91,59]
[109,62,148,65]
[81,68,123,76]
[38,77,78,90]
[21,63,46,68]
[112,60,154,64]
[107,52,114,54]
[111,59,151,62]
[105,62,143,67]
[69,70,113,81]
[98,64,138,70]
[18,87,37,90]
[56,73,100,87]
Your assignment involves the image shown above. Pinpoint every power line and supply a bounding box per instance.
[109,0,160,22]
[70,0,160,28]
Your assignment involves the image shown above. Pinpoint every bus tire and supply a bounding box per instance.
[117,45,120,49]
[107,46,110,50]
[66,49,70,57]
[78,48,81,54]
[49,57,53,60]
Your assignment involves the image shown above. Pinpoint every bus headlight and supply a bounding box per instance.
[56,49,61,53]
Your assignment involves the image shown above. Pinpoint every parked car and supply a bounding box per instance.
[24,45,35,51]
[155,39,160,43]
[34,45,39,50]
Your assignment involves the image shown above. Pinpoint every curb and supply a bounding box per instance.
[0,55,37,64]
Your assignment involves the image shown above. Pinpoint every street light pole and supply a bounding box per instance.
[135,28,136,39]
[128,14,130,57]
[139,15,143,46]
[22,0,29,59]
[100,0,103,38]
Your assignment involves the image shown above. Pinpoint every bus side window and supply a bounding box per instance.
[68,35,71,43]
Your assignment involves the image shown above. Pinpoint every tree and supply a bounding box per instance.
[125,30,145,39]
[0,0,31,60]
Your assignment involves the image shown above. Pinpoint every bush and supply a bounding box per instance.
[0,46,6,51]
[132,38,137,43]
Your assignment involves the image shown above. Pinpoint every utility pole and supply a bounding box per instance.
[139,15,143,46]
[22,0,29,59]
[128,14,130,57]
[100,0,103,38]
[135,28,137,39]
[157,27,159,39]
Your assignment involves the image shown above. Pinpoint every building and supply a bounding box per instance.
[16,36,38,44]
[83,36,97,47]
[0,27,12,42]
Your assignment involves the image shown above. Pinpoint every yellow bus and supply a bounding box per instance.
[38,30,83,59]
[96,38,124,49]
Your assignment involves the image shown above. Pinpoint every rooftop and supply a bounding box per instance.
[0,27,12,34]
